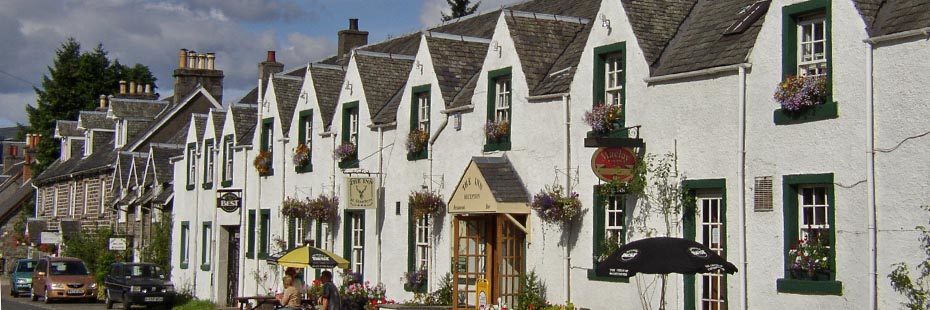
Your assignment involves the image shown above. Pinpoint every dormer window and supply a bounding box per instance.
[494,78,511,122]
[349,110,359,146]
[186,143,196,190]
[203,140,214,189]
[604,53,624,107]
[84,132,93,157]
[797,14,826,76]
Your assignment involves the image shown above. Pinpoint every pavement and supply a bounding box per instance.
[0,276,105,310]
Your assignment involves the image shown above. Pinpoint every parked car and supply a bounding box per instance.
[9,258,37,297]
[104,262,175,309]
[30,256,97,303]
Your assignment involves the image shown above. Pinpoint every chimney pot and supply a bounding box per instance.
[119,80,127,94]
[99,95,106,108]
[206,53,216,70]
[137,84,144,94]
[188,51,197,69]
[179,48,188,69]
[144,84,152,94]
[198,54,207,69]
[129,81,137,94]
[266,51,276,63]
[350,18,359,30]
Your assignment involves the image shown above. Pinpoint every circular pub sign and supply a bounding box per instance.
[591,147,637,182]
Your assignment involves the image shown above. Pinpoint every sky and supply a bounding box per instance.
[0,0,521,128]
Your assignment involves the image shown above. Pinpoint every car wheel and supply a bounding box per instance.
[30,286,38,301]
[122,294,131,309]
[105,290,114,309]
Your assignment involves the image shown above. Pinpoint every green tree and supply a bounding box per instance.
[62,228,130,288]
[889,206,930,309]
[441,0,480,21]
[24,38,156,172]
[142,212,173,273]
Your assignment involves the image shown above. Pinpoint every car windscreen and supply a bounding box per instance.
[16,261,36,272]
[128,265,165,278]
[49,261,90,276]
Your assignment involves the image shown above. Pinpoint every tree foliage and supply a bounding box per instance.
[889,206,930,309]
[142,211,173,274]
[62,228,130,286]
[441,0,480,21]
[24,38,155,172]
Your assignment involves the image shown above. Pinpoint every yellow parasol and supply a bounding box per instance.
[266,245,350,269]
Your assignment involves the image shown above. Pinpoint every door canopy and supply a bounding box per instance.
[448,156,530,214]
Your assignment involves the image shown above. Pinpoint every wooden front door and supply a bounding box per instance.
[452,215,525,310]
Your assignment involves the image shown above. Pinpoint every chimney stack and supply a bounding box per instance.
[119,80,127,94]
[129,81,137,95]
[99,95,107,109]
[22,134,40,181]
[174,48,224,105]
[338,18,369,60]
[179,48,188,69]
[258,50,284,88]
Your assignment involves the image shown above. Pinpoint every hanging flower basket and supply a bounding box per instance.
[584,102,623,134]
[788,229,831,279]
[306,194,339,222]
[292,143,310,167]
[402,268,428,291]
[408,190,445,220]
[774,75,828,111]
[335,143,357,162]
[406,128,429,154]
[484,120,509,143]
[253,150,272,175]
[282,197,310,219]
[529,185,582,224]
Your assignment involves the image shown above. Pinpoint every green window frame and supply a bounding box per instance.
[484,67,512,152]
[185,143,196,191]
[775,0,837,125]
[246,210,256,259]
[221,135,234,187]
[408,85,430,161]
[776,173,843,295]
[339,102,360,169]
[343,210,365,275]
[587,185,629,283]
[681,179,727,310]
[202,139,214,189]
[201,221,212,271]
[259,118,275,176]
[259,209,271,259]
[592,42,628,138]
[180,221,190,269]
[296,109,313,173]
[406,209,429,292]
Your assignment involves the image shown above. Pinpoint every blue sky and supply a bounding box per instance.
[0,0,517,128]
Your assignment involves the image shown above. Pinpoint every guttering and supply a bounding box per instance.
[526,92,569,102]
[864,39,878,310]
[644,63,752,84]
[440,105,474,114]
[863,27,930,45]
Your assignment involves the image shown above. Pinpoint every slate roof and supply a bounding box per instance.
[622,0,698,67]
[473,156,529,203]
[231,105,258,145]
[309,66,347,128]
[505,14,589,95]
[70,139,84,157]
[651,0,769,76]
[237,124,256,146]
[150,147,180,184]
[211,111,227,139]
[238,88,259,105]
[116,153,134,187]
[868,1,930,37]
[373,85,405,124]
[532,22,594,96]
[78,111,115,130]
[92,131,114,154]
[192,114,208,142]
[426,36,489,108]
[355,54,414,122]
[511,0,602,19]
[153,187,173,204]
[450,73,481,109]
[853,0,883,29]
[270,75,303,136]
[55,121,82,138]
[108,98,168,119]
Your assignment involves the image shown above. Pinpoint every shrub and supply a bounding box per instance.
[515,271,547,310]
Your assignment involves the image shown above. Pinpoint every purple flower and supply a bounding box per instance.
[335,143,357,161]
[774,75,827,111]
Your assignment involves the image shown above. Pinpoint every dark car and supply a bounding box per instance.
[103,262,174,309]
[30,256,97,303]
[9,259,37,297]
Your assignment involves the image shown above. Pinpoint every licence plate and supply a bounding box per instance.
[145,297,163,302]
[67,289,84,295]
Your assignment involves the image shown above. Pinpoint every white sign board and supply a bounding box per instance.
[40,231,61,244]
[109,238,128,251]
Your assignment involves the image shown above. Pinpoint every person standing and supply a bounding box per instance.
[320,270,342,310]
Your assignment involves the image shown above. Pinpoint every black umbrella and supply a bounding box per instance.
[595,237,738,277]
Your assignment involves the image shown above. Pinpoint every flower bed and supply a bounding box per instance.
[253,150,272,175]
[336,142,357,162]
[484,120,509,143]
[292,143,310,167]
[406,129,429,154]
[339,270,392,310]
[409,190,445,220]
[774,75,827,111]
[788,231,831,280]
[583,103,623,134]
[529,185,582,224]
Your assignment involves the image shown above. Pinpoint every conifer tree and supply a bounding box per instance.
[441,0,481,21]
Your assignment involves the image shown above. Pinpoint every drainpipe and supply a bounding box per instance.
[429,113,449,293]
[192,148,200,297]
[562,94,572,304]
[864,39,878,310]
[737,64,748,310]
[377,127,384,284]
[238,146,250,301]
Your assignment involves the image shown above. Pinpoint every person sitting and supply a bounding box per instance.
[276,275,302,310]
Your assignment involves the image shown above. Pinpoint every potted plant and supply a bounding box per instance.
[788,229,831,280]
[407,128,429,154]
[335,142,357,162]
[583,102,623,135]
[484,120,509,143]
[774,75,828,112]
[403,268,428,292]
[253,150,272,175]
[292,143,310,167]
[281,197,310,219]
[529,185,582,224]
[409,190,445,220]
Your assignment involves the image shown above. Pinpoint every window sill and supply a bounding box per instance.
[483,140,511,152]
[180,262,188,270]
[295,164,313,173]
[258,169,275,177]
[186,184,194,191]
[407,150,427,161]
[200,264,211,271]
[339,158,359,169]
[773,101,838,125]
[776,278,843,295]
[245,253,254,259]
[202,183,213,190]
[221,180,232,188]
[586,269,629,283]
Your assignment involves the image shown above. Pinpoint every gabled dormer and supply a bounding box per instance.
[77,111,116,157]
[289,63,347,173]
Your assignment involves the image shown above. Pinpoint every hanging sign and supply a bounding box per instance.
[346,177,376,209]
[216,189,242,213]
[591,147,637,182]
[475,278,490,310]
[108,238,128,251]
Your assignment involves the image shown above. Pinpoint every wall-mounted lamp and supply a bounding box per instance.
[344,82,353,95]
[600,13,612,33]
[416,61,424,75]
[299,91,308,100]
[492,41,502,58]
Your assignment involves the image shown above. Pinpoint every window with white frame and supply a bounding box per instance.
[204,143,214,185]
[349,110,359,146]
[202,222,212,267]
[99,178,106,214]
[495,78,511,122]
[605,195,625,244]
[187,145,196,187]
[224,139,234,182]
[797,14,827,76]
[416,215,430,270]
[180,222,190,267]
[69,182,76,216]
[320,220,332,251]
[350,212,364,273]
[799,185,829,240]
[604,53,623,107]
[418,93,430,131]
[304,117,313,145]
[82,182,89,215]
